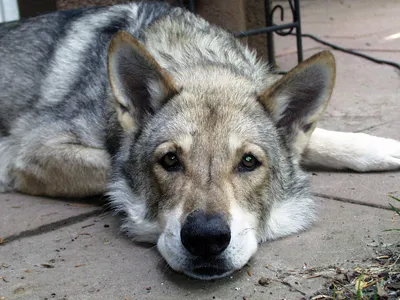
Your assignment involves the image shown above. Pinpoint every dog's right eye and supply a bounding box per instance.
[159,152,182,172]
[238,153,261,172]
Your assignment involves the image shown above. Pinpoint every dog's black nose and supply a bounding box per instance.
[180,210,231,257]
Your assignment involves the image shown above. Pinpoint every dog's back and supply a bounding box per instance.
[0,3,171,138]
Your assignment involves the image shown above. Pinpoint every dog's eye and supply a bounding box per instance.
[159,152,182,172]
[238,154,261,172]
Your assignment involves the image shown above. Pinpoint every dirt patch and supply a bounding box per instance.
[311,244,400,299]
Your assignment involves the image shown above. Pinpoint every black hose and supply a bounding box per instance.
[294,33,400,71]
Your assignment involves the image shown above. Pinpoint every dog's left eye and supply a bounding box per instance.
[159,152,182,172]
[238,154,261,172]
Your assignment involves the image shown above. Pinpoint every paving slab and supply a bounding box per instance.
[0,197,397,300]
[309,119,400,207]
[0,193,103,239]
[273,0,400,54]
[310,171,400,208]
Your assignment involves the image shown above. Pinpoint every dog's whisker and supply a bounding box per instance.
[138,244,158,256]
[236,227,256,236]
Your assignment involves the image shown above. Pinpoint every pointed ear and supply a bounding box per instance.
[258,51,336,156]
[108,31,179,133]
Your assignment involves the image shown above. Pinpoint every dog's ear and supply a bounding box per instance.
[258,51,336,157]
[108,31,178,133]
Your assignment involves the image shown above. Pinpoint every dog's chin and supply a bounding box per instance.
[183,267,234,280]
[158,243,238,280]
[182,258,236,280]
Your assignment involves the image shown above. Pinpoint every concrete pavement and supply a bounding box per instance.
[1,0,400,299]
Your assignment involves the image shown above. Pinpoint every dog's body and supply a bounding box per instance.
[1,2,400,280]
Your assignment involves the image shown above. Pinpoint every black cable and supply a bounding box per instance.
[292,33,400,71]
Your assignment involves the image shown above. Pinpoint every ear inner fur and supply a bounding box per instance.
[258,51,336,155]
[107,31,178,132]
[260,51,335,119]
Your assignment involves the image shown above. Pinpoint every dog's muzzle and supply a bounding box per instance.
[180,210,232,278]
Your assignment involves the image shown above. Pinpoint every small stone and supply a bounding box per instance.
[258,277,271,286]
[13,288,25,295]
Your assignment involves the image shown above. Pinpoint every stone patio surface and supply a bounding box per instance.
[1,0,399,299]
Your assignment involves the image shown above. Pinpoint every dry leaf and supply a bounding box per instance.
[376,283,387,297]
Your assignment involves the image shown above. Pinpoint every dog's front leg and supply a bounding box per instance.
[9,142,110,198]
[301,128,400,172]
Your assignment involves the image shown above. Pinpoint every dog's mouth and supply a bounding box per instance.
[182,258,235,280]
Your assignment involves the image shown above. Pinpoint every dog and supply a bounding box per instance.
[1,2,400,280]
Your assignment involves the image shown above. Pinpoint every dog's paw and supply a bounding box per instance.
[345,133,400,172]
[305,129,400,172]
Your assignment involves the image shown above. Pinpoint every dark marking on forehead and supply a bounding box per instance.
[207,156,212,184]
[0,119,10,136]
[203,101,222,130]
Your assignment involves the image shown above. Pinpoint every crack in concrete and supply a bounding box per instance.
[314,192,393,210]
[0,209,103,246]
[355,120,394,133]
[0,192,394,247]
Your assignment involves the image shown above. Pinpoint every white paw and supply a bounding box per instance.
[344,133,400,172]
[305,128,400,172]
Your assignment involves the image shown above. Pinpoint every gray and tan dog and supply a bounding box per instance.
[1,2,400,280]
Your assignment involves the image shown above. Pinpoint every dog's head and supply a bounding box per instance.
[107,32,335,279]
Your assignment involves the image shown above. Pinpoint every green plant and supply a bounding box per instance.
[385,195,400,231]
[356,274,364,300]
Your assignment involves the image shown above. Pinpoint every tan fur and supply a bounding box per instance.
[10,137,109,198]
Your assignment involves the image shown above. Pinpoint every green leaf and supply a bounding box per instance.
[389,204,400,216]
[389,194,400,202]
